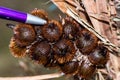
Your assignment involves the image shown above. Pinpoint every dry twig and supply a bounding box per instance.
[0,72,64,80]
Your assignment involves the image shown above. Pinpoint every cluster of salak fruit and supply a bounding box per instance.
[8,8,109,79]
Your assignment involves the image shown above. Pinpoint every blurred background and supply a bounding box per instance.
[0,0,66,80]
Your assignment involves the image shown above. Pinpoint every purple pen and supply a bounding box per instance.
[0,6,47,25]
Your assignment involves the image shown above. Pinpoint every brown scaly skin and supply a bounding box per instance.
[53,39,76,64]
[75,29,98,55]
[78,58,96,79]
[42,20,63,42]
[88,44,109,65]
[31,8,48,21]
[63,17,80,40]
[9,37,26,57]
[13,23,36,47]
[60,61,79,75]
[28,41,51,65]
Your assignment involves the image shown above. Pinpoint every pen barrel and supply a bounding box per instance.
[0,6,26,23]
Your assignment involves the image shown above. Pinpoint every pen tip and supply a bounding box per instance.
[26,14,47,25]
